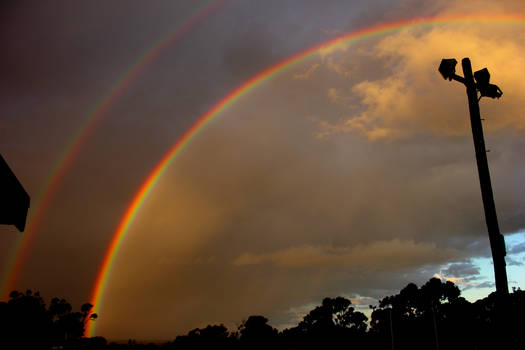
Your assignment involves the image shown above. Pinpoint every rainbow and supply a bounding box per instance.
[86,12,525,336]
[0,0,229,298]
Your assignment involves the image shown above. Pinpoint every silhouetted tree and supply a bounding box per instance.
[80,335,108,349]
[239,315,278,350]
[169,324,236,350]
[468,287,525,350]
[0,290,51,350]
[0,289,97,350]
[281,296,367,349]
[371,278,468,350]
[299,297,367,331]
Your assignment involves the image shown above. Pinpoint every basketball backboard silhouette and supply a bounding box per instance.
[0,154,30,232]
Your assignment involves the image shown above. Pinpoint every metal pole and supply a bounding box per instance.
[461,58,508,296]
[431,305,439,350]
[389,308,395,350]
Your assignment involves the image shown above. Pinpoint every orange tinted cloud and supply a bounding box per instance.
[316,25,525,139]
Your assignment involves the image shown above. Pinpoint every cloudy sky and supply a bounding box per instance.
[2,0,525,341]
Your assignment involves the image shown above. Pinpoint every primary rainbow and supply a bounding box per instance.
[82,12,525,336]
[0,0,229,298]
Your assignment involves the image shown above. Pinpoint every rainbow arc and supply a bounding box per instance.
[86,13,525,337]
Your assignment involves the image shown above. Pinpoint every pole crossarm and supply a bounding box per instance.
[450,74,466,84]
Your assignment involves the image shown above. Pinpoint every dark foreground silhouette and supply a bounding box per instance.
[0,290,96,350]
[1,277,524,349]
[0,154,30,232]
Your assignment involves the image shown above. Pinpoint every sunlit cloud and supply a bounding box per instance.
[233,239,461,270]
[315,26,525,140]
[293,63,320,80]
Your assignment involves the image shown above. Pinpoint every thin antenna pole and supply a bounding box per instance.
[389,308,395,350]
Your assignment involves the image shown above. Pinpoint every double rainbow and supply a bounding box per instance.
[1,0,229,298]
[86,13,525,336]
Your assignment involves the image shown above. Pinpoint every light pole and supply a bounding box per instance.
[438,57,508,296]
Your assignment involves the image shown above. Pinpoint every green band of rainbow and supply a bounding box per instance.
[1,0,229,299]
[85,12,525,337]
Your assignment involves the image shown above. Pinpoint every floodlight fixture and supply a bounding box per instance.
[474,68,503,99]
[474,67,490,86]
[438,58,458,81]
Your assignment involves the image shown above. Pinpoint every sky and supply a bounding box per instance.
[1,0,525,341]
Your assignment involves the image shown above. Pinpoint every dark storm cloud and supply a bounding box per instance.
[468,281,495,290]
[0,1,170,94]
[442,262,480,279]
[509,242,525,255]
[506,257,523,266]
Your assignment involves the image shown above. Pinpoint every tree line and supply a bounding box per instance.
[1,277,524,349]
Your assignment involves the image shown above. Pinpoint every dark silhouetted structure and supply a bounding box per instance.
[0,154,30,232]
[438,57,508,296]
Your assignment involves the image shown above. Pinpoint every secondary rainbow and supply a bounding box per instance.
[83,12,525,336]
[0,0,229,298]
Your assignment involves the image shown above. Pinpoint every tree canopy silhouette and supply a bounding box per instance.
[2,278,525,349]
[0,289,96,350]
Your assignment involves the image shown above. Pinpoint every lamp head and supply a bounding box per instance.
[474,68,490,86]
[438,58,458,81]
[474,68,503,99]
